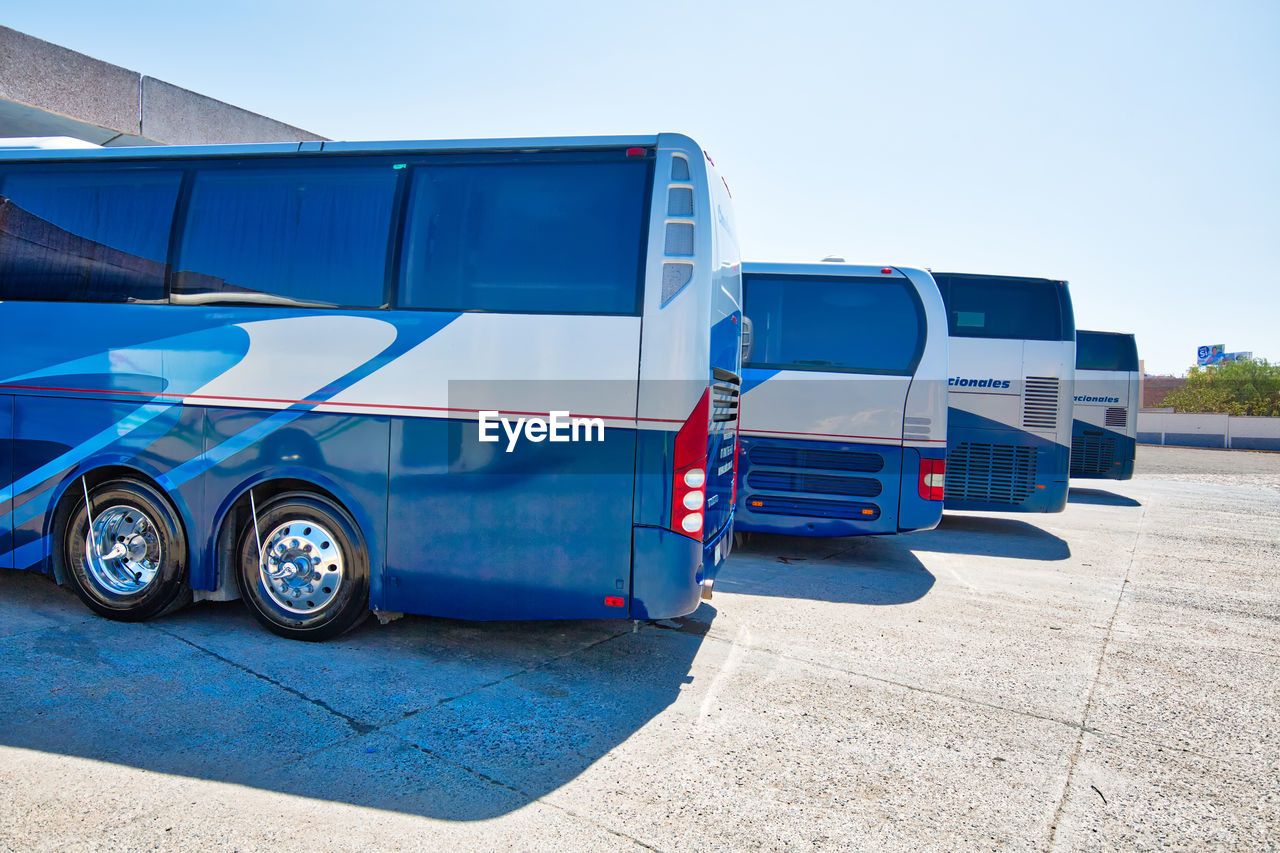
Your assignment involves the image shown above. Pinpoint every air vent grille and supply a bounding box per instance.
[945,442,1037,505]
[1071,433,1116,475]
[747,446,884,473]
[745,494,880,521]
[903,416,932,440]
[712,368,740,424]
[1023,377,1060,430]
[1105,407,1127,428]
[746,470,882,498]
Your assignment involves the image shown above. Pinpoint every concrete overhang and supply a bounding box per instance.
[0,25,326,146]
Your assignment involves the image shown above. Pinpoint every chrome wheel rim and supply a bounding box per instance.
[259,519,344,615]
[85,504,162,595]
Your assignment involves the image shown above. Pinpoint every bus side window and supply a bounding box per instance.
[398,160,648,316]
[0,169,181,303]
[172,164,397,308]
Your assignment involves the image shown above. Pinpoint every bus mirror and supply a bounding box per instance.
[741,315,753,363]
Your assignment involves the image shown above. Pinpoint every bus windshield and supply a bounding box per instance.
[743,274,924,375]
[1077,331,1139,371]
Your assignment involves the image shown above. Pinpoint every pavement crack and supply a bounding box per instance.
[247,627,635,779]
[392,627,633,726]
[150,626,376,735]
[1046,502,1147,851]
[703,631,1095,734]
[0,617,97,645]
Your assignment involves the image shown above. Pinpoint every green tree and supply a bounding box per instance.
[1159,358,1280,416]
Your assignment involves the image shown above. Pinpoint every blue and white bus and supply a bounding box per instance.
[931,272,1076,513]
[0,133,741,640]
[1071,330,1139,480]
[734,262,948,537]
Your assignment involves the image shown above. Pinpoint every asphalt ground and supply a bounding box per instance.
[0,444,1275,851]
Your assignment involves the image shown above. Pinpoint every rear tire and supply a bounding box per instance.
[63,479,190,622]
[236,491,370,642]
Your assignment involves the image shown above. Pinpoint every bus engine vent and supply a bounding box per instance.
[746,470,882,498]
[747,446,884,473]
[1105,407,1127,428]
[712,368,740,423]
[903,416,932,440]
[745,495,880,521]
[1071,433,1115,476]
[945,442,1036,505]
[1022,377,1060,430]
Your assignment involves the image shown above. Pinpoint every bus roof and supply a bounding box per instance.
[0,134,664,164]
[930,271,1068,288]
[743,261,913,279]
[1077,329,1136,342]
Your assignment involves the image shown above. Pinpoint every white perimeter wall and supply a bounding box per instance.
[1138,412,1280,451]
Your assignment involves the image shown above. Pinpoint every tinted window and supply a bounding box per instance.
[934,273,1072,341]
[743,274,925,375]
[400,160,649,314]
[1077,331,1138,371]
[174,164,398,307]
[0,168,181,302]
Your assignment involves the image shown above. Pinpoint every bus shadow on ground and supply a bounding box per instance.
[1069,487,1142,508]
[717,533,935,605]
[0,569,710,821]
[902,514,1072,562]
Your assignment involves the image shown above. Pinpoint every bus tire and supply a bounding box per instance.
[63,479,190,623]
[235,491,369,642]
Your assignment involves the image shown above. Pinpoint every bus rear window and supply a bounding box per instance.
[1077,331,1139,371]
[743,274,925,375]
[398,160,649,315]
[934,273,1070,341]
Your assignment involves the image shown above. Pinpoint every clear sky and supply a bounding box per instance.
[9,1,1278,374]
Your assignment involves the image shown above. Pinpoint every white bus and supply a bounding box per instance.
[0,133,741,640]
[1072,330,1139,480]
[735,262,948,536]
[931,272,1076,513]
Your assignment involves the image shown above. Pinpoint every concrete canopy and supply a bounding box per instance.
[0,25,325,146]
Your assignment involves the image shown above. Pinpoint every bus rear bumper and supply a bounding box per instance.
[628,525,702,620]
[897,447,945,532]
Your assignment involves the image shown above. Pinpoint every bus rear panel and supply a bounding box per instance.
[735,263,947,537]
[933,272,1076,514]
[1071,330,1139,480]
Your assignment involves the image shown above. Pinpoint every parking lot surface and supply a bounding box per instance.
[1,445,1276,851]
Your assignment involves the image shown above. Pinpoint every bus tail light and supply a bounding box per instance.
[671,389,710,540]
[918,458,946,501]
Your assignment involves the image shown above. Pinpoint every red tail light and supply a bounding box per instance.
[918,458,946,501]
[671,389,710,540]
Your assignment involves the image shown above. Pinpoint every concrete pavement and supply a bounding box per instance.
[0,445,1275,851]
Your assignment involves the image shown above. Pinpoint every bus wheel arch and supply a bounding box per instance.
[51,469,192,622]
[220,480,371,641]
